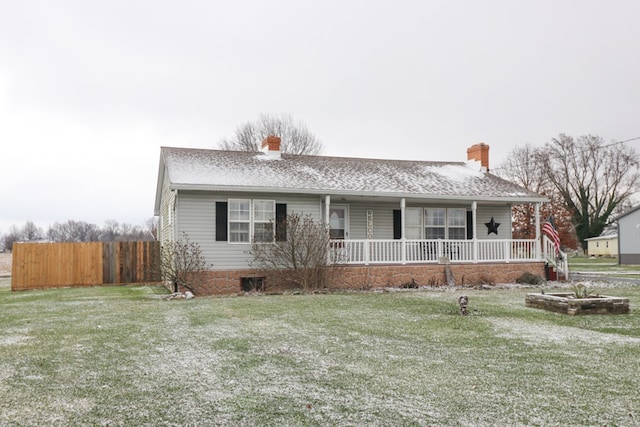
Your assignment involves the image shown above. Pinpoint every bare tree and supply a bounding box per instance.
[249,213,343,292]
[99,220,147,242]
[539,134,640,250]
[495,144,578,249]
[158,233,212,294]
[145,217,158,240]
[2,222,44,250]
[44,220,152,242]
[22,221,44,241]
[220,113,322,155]
[2,225,23,252]
[47,220,101,242]
[496,144,549,239]
[4,219,155,247]
[101,219,121,242]
[47,221,73,242]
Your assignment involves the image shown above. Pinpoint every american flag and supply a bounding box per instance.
[542,217,561,254]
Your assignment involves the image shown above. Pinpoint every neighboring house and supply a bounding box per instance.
[614,205,640,264]
[584,234,618,258]
[154,137,552,295]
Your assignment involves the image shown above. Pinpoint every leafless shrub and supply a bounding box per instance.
[516,272,545,285]
[477,275,495,286]
[158,233,212,295]
[249,213,344,293]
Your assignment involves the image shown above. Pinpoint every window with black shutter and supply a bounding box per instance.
[215,201,228,241]
[276,203,287,241]
[393,210,402,239]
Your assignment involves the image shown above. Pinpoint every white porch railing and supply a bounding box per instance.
[330,239,540,265]
[542,235,569,279]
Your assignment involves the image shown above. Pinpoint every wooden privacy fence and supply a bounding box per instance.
[11,241,161,291]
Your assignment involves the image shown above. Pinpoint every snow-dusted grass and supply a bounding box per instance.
[569,255,640,277]
[1,278,639,426]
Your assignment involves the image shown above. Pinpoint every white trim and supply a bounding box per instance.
[228,198,251,244]
[168,183,548,204]
[227,198,276,244]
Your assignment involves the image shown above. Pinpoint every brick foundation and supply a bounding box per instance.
[181,262,545,296]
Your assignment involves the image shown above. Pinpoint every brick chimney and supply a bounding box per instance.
[261,135,281,158]
[467,143,490,172]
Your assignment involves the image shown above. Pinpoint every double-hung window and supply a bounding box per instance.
[447,208,467,240]
[414,208,466,239]
[253,200,275,243]
[227,199,275,243]
[229,199,251,242]
[405,208,423,239]
[425,208,446,239]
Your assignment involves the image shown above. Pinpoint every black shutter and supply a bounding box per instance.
[466,210,473,240]
[276,203,287,241]
[393,210,402,239]
[216,202,228,241]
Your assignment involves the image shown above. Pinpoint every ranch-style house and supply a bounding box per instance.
[154,137,558,295]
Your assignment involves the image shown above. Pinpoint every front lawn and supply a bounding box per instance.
[568,255,640,279]
[1,278,639,426]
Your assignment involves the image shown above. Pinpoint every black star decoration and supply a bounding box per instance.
[485,217,500,235]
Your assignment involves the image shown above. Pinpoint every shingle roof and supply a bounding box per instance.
[584,234,618,241]
[158,147,546,202]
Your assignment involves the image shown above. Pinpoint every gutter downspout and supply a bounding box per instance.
[172,190,178,292]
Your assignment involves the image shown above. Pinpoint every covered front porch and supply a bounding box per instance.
[330,238,540,264]
[322,194,566,277]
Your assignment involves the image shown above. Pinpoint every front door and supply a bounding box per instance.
[329,206,348,239]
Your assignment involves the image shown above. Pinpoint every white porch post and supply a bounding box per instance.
[472,201,478,263]
[401,198,406,264]
[325,195,331,264]
[324,195,331,227]
[535,202,541,260]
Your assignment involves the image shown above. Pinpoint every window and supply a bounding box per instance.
[425,208,445,239]
[447,209,467,240]
[401,207,468,240]
[253,200,275,242]
[241,277,265,292]
[405,208,423,239]
[229,199,251,242]
[227,199,276,243]
[329,207,347,239]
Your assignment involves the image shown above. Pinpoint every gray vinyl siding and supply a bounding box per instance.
[475,206,512,239]
[618,209,640,264]
[172,189,515,269]
[175,191,323,269]
[342,202,512,240]
[348,202,396,240]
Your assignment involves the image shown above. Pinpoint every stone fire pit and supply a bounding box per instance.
[525,292,630,315]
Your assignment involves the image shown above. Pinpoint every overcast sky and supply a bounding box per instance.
[1,0,639,235]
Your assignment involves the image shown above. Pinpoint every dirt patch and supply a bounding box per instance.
[0,253,12,276]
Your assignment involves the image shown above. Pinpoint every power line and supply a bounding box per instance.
[491,135,640,173]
